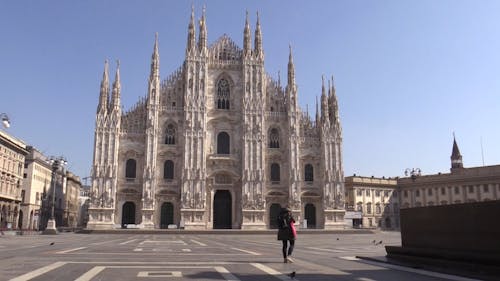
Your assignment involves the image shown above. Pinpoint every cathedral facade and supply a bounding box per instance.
[87,9,345,230]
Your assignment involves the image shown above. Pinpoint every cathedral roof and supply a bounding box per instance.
[209,34,242,61]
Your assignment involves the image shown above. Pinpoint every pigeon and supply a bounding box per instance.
[50,242,54,245]
[336,238,339,240]
[377,240,383,245]
[288,271,296,279]
[372,240,376,244]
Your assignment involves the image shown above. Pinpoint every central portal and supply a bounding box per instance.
[213,190,232,229]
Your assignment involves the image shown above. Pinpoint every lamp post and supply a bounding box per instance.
[404,168,421,181]
[43,156,67,235]
[1,113,10,128]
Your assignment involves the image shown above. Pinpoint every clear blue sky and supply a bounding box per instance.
[1,0,499,182]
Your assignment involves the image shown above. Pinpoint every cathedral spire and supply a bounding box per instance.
[150,33,160,79]
[243,10,251,57]
[111,60,121,110]
[287,44,295,88]
[98,59,109,113]
[329,75,340,124]
[198,6,207,53]
[186,5,196,55]
[451,134,463,170]
[315,95,320,126]
[254,11,263,59]
[321,75,329,123]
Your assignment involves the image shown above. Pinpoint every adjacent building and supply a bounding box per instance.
[64,172,81,228]
[345,176,399,230]
[398,138,500,208]
[88,8,345,230]
[0,130,28,229]
[20,146,52,230]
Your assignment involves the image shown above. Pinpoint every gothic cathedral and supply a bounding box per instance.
[87,8,345,230]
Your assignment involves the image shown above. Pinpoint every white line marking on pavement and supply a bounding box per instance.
[251,263,299,281]
[56,247,87,254]
[74,266,106,281]
[214,266,241,281]
[339,256,360,261]
[182,248,191,252]
[359,259,482,281]
[231,247,261,255]
[137,271,182,277]
[190,239,207,246]
[134,248,143,251]
[9,262,67,281]
[119,239,137,245]
[357,278,376,281]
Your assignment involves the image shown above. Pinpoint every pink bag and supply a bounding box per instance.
[290,221,297,237]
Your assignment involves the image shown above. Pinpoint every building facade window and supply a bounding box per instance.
[269,128,279,148]
[217,132,230,154]
[304,164,314,182]
[216,78,230,109]
[428,188,433,196]
[163,160,174,180]
[483,184,489,192]
[415,190,420,197]
[366,203,372,214]
[366,190,371,196]
[165,124,176,145]
[125,159,137,178]
[454,186,460,194]
[356,189,362,196]
[375,190,380,197]
[441,187,446,195]
[375,204,381,214]
[468,185,474,193]
[270,163,280,182]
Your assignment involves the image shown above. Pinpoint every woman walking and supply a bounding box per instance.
[277,207,297,263]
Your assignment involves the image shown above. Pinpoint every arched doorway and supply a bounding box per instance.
[269,203,281,229]
[121,202,136,228]
[18,210,23,229]
[305,203,316,229]
[385,217,392,229]
[213,190,232,229]
[160,202,174,229]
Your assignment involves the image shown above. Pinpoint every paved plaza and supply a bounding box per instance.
[0,231,479,281]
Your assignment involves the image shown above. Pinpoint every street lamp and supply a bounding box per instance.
[404,168,421,181]
[1,113,10,128]
[43,156,67,235]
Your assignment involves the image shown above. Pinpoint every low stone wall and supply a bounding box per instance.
[387,200,500,266]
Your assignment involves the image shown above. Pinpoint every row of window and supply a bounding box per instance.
[403,184,499,197]
[163,126,283,150]
[356,202,399,215]
[125,159,315,182]
[356,189,396,197]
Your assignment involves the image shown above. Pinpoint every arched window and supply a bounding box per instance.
[217,132,230,154]
[269,128,279,148]
[270,163,280,182]
[305,164,314,182]
[366,203,372,214]
[165,124,175,145]
[375,203,381,214]
[125,159,136,178]
[216,78,230,109]
[164,160,174,180]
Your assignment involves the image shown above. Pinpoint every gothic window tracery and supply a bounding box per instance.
[216,78,230,109]
[269,128,279,148]
[165,124,176,145]
[217,132,230,154]
[164,160,174,180]
[305,164,314,182]
[125,159,136,179]
[270,163,280,182]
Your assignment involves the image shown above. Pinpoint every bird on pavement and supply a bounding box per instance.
[288,271,296,279]
[50,242,54,245]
